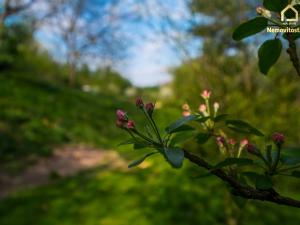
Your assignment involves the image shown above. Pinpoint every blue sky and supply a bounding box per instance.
[34,0,201,87]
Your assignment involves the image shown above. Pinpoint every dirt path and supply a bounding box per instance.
[0,145,128,198]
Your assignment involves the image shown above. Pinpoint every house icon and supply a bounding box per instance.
[281,4,299,22]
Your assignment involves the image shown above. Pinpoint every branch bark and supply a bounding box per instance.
[183,150,300,208]
[286,33,300,76]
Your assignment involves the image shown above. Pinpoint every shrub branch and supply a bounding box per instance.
[183,150,300,208]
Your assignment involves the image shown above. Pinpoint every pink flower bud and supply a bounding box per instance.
[246,143,259,155]
[136,97,144,108]
[240,139,249,147]
[216,136,226,146]
[116,119,124,128]
[201,90,211,99]
[127,120,135,129]
[182,103,190,111]
[199,104,207,113]
[272,132,285,146]
[145,102,155,116]
[116,109,127,122]
[228,139,236,145]
[182,110,191,117]
[213,102,219,111]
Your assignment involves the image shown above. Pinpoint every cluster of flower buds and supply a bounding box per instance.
[216,136,247,157]
[182,103,191,117]
[116,109,135,130]
[136,96,155,117]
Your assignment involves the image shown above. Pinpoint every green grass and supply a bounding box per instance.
[0,74,133,161]
[1,161,300,225]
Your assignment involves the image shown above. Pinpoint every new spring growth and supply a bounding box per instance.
[256,6,271,18]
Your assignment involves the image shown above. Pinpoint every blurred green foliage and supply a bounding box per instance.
[1,161,300,225]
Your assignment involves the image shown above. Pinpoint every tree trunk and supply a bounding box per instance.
[68,62,76,86]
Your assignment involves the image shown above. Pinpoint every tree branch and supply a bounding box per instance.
[183,150,300,208]
[286,33,300,76]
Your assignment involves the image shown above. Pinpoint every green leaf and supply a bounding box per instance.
[213,114,229,123]
[291,171,300,178]
[169,131,196,146]
[213,158,253,170]
[167,125,195,134]
[255,175,273,190]
[226,119,264,136]
[166,115,198,134]
[196,116,210,123]
[195,133,211,144]
[242,172,273,190]
[232,17,268,41]
[118,139,135,146]
[263,0,288,12]
[128,152,157,168]
[258,39,282,75]
[164,147,184,168]
[134,142,150,150]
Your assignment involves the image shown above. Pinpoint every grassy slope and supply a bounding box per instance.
[1,75,300,225]
[0,75,130,161]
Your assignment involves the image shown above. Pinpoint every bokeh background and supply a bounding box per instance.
[1,0,300,225]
